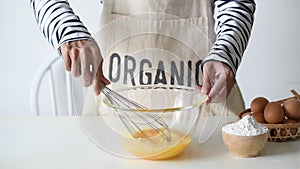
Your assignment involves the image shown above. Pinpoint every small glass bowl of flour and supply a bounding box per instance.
[222,115,269,158]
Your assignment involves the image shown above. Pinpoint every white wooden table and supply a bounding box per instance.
[0,116,299,169]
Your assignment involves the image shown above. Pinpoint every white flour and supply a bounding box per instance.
[222,115,269,136]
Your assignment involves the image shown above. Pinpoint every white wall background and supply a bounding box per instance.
[0,0,299,116]
[237,0,300,104]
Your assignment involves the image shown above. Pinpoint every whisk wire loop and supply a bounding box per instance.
[102,85,171,141]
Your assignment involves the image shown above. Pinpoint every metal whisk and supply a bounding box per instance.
[102,85,171,141]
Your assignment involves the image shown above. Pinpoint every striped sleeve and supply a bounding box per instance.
[30,0,93,51]
[203,0,256,75]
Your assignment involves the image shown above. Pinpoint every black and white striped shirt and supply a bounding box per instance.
[30,0,256,75]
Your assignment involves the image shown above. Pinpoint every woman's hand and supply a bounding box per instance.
[60,39,110,95]
[201,61,236,103]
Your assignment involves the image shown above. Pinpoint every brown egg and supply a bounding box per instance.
[283,98,300,119]
[273,119,298,136]
[250,97,269,113]
[264,102,285,124]
[252,112,266,123]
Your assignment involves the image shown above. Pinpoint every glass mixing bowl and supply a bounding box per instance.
[101,85,208,160]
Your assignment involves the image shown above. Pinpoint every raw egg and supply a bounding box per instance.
[124,129,192,160]
[264,102,285,124]
[252,112,266,123]
[250,97,269,113]
[283,98,300,119]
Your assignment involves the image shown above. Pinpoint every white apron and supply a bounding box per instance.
[82,0,245,116]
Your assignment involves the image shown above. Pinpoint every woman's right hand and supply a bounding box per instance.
[201,61,236,103]
[60,39,110,95]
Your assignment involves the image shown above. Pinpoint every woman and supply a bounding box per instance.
[30,0,256,115]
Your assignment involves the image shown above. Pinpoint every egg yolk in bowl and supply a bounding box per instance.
[123,128,192,160]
